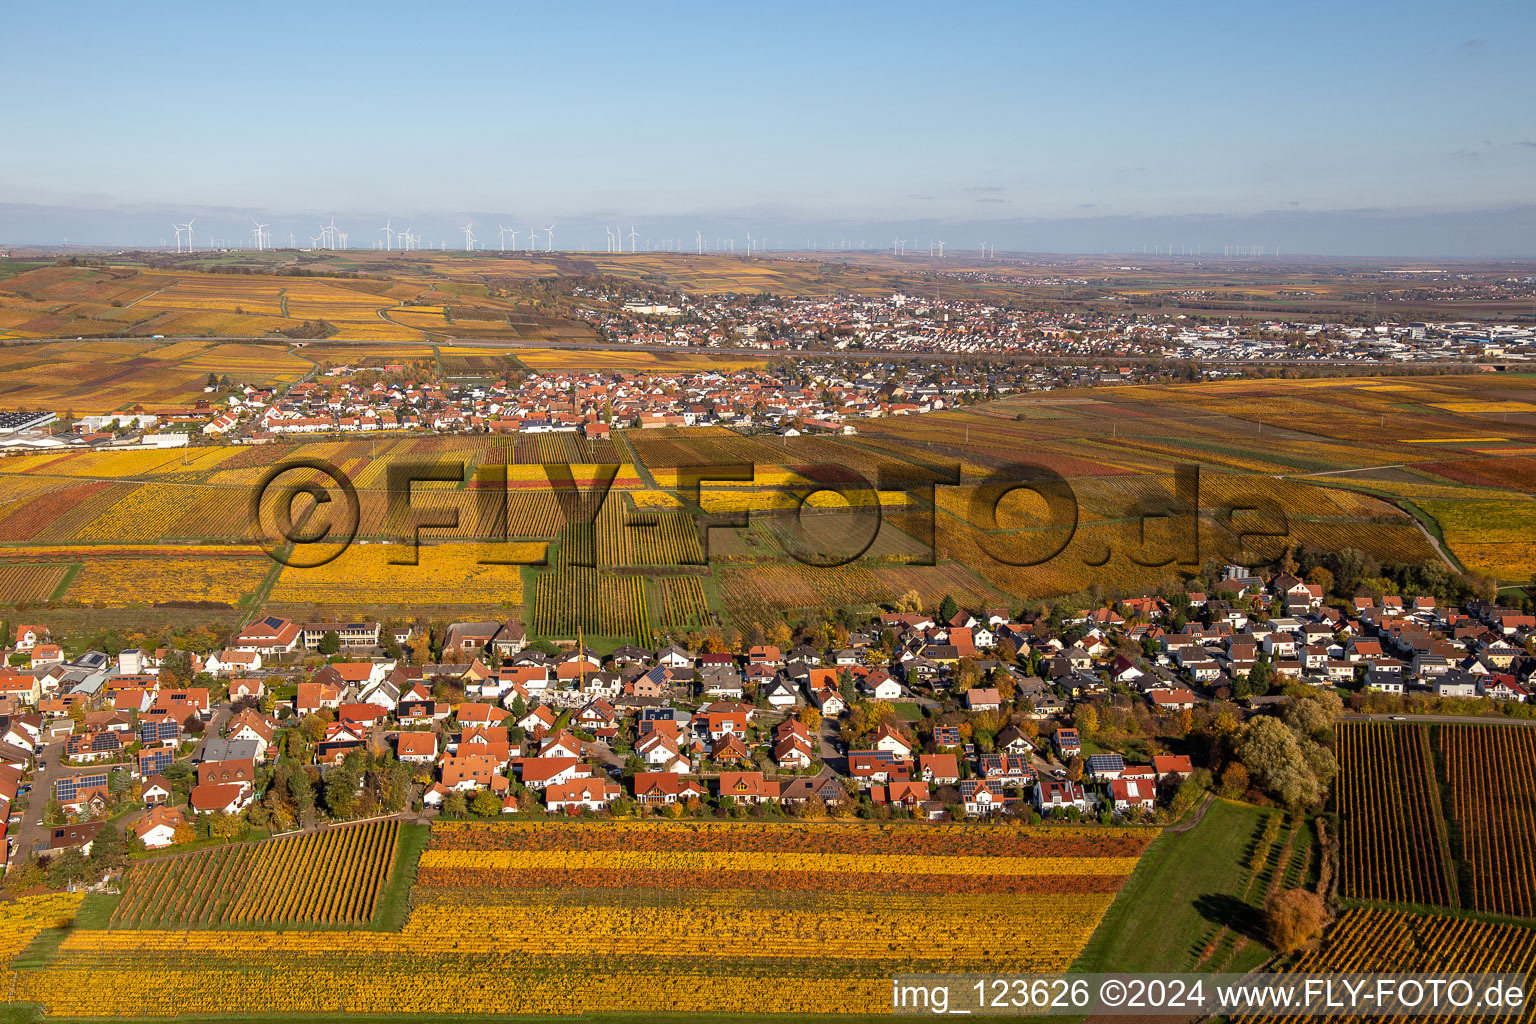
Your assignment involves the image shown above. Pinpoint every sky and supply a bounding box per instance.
[3,0,1534,256]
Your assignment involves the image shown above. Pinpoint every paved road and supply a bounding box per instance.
[1341,712,1536,727]
[8,735,66,865]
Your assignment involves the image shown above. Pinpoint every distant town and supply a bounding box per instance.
[580,289,1536,362]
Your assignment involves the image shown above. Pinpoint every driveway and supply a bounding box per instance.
[190,703,234,760]
[817,717,847,775]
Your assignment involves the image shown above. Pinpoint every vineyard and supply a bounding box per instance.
[1334,722,1455,907]
[0,561,71,603]
[597,501,705,567]
[14,819,1156,1018]
[1439,724,1536,917]
[270,543,538,606]
[531,566,651,643]
[109,820,400,928]
[1336,722,1536,917]
[657,574,712,629]
[1246,907,1536,1024]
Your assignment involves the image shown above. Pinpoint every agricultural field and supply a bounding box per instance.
[1414,497,1536,582]
[0,561,71,603]
[531,565,651,644]
[270,542,539,606]
[13,819,1155,1019]
[0,338,308,413]
[1334,722,1455,908]
[0,892,83,971]
[1438,724,1536,917]
[1251,907,1536,1024]
[110,820,401,929]
[656,574,712,630]
[0,372,1531,623]
[1335,722,1536,917]
[0,544,270,607]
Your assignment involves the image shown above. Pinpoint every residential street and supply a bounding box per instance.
[8,734,65,864]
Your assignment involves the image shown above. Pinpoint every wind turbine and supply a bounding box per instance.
[696,230,702,255]
[545,224,555,251]
[605,226,614,253]
[528,226,538,251]
[171,222,184,253]
[508,229,518,250]
[746,230,753,255]
[460,222,476,251]
[251,220,270,251]
[497,224,509,251]
[181,219,195,251]
[937,240,945,258]
[380,220,393,251]
[628,225,638,253]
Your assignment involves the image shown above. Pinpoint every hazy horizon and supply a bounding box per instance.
[5,0,1534,257]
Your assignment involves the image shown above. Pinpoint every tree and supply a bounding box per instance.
[1265,889,1326,953]
[300,714,326,744]
[378,759,413,812]
[89,823,127,873]
[1219,762,1250,799]
[1240,716,1322,808]
[159,650,194,687]
[1281,691,1340,740]
[1248,655,1275,697]
[209,812,245,840]
[48,849,92,888]
[470,790,502,817]
[767,621,793,652]
[796,705,822,730]
[316,630,341,656]
[938,594,959,623]
[1066,755,1085,783]
[442,791,468,818]
[324,765,360,819]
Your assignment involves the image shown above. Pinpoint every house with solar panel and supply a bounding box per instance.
[1086,753,1126,782]
[54,766,114,814]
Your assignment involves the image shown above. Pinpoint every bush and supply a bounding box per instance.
[1265,888,1326,953]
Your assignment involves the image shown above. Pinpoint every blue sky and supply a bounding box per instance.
[4,1,1534,254]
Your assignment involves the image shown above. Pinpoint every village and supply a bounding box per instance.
[2,559,1532,877]
[0,358,1171,454]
